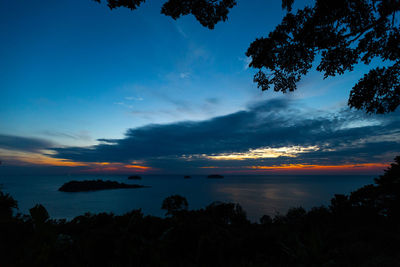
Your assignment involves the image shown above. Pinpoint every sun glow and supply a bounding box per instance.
[205,146,320,160]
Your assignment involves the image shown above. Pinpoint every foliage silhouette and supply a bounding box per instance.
[1,156,400,266]
[246,0,400,114]
[92,0,400,114]
[0,190,18,219]
[161,194,188,215]
[93,0,145,11]
[349,155,400,221]
[29,204,49,225]
[93,0,236,29]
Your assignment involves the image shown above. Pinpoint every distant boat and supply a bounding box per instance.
[184,175,191,179]
[207,174,224,179]
[128,175,142,180]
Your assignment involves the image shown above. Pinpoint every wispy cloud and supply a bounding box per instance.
[179,72,190,79]
[39,130,91,142]
[238,56,252,70]
[125,96,144,101]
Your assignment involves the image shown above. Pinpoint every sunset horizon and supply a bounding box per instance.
[1,1,400,265]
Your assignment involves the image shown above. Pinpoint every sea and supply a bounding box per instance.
[0,174,375,222]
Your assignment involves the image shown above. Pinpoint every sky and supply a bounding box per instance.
[1,0,399,175]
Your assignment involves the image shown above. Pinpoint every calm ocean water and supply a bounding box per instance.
[0,174,375,221]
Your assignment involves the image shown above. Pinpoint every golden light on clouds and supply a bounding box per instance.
[205,146,320,160]
[23,157,88,167]
[0,149,88,167]
[82,162,153,173]
[0,149,152,172]
[0,146,389,175]
[124,164,152,170]
[94,162,112,166]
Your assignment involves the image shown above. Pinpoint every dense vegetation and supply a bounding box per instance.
[1,156,399,266]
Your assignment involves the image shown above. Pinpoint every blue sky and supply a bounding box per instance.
[1,0,399,174]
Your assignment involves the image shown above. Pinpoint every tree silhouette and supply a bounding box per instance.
[93,0,400,114]
[29,204,50,225]
[161,194,188,215]
[374,155,400,185]
[93,0,145,11]
[349,155,400,220]
[246,0,400,114]
[93,0,236,29]
[0,191,17,219]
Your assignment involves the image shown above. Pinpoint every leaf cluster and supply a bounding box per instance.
[93,0,236,29]
[246,0,400,113]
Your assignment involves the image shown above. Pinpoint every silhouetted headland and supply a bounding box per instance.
[207,174,224,179]
[58,180,148,192]
[128,175,142,180]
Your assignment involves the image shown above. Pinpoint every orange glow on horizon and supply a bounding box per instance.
[248,163,388,170]
[0,149,153,172]
[79,162,153,173]
[25,157,88,167]
[0,149,88,167]
[1,148,388,174]
[124,164,151,170]
[199,162,389,174]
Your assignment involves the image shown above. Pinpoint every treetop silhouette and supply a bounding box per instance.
[246,0,400,114]
[93,0,236,29]
[93,0,400,114]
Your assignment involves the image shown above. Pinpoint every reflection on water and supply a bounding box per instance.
[216,183,310,216]
[211,175,374,220]
[216,184,312,219]
[0,174,374,222]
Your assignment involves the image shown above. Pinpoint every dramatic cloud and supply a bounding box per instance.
[51,99,400,171]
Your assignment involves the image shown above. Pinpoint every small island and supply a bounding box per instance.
[184,175,191,179]
[207,174,224,179]
[128,175,142,180]
[58,180,148,192]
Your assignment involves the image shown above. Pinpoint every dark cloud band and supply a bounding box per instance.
[0,134,54,153]
[50,99,400,168]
